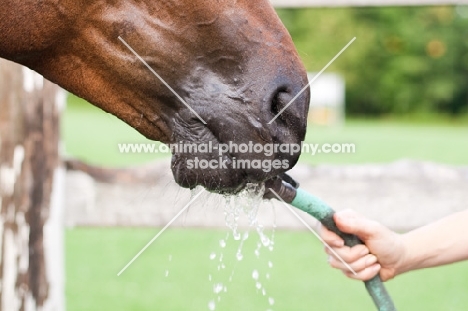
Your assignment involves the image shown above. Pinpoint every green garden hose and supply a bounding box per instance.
[264,175,397,311]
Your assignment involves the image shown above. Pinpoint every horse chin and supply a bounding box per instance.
[171,153,243,193]
[170,152,288,194]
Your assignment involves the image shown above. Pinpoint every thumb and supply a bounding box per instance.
[334,210,381,241]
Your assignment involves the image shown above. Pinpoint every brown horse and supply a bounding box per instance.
[0,0,310,193]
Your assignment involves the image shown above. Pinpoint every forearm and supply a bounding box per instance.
[396,210,468,276]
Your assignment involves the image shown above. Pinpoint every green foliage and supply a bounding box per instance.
[277,6,468,116]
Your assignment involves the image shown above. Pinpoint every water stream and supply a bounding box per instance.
[207,183,277,310]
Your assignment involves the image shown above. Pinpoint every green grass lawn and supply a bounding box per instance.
[66,227,468,311]
[303,121,468,165]
[64,95,468,310]
[62,95,167,167]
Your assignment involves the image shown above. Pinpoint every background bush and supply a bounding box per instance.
[278,6,468,117]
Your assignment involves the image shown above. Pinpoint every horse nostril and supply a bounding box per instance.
[270,89,292,118]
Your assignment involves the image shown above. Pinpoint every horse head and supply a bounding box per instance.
[0,0,309,193]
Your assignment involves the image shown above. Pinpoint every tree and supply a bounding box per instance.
[0,59,64,310]
[277,6,468,117]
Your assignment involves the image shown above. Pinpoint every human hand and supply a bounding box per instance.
[320,210,405,281]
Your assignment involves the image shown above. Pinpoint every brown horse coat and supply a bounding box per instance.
[0,0,309,192]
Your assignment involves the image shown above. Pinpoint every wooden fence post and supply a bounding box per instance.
[0,59,65,310]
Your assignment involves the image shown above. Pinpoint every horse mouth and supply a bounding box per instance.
[171,151,291,194]
[169,126,295,194]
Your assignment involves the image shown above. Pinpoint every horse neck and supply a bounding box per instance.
[0,1,74,63]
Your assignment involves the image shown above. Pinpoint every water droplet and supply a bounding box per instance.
[208,300,216,310]
[261,235,271,247]
[268,261,273,268]
[168,255,172,262]
[210,253,217,260]
[262,288,266,296]
[164,270,169,277]
[208,274,212,281]
[256,282,262,290]
[236,252,243,261]
[252,270,259,280]
[268,297,275,306]
[233,231,241,241]
[254,249,260,257]
[219,239,226,248]
[243,232,249,241]
[213,283,224,294]
[266,273,270,280]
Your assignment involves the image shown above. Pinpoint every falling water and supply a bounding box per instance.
[164,254,173,278]
[207,183,277,310]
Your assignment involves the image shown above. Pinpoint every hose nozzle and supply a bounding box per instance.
[263,173,299,203]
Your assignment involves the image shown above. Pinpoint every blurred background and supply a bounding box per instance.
[63,4,468,311]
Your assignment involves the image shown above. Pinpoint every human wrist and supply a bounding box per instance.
[393,232,414,277]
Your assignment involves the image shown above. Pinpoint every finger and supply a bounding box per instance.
[324,244,369,263]
[343,263,381,281]
[329,254,378,273]
[319,224,344,247]
[334,210,382,241]
[379,268,397,282]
